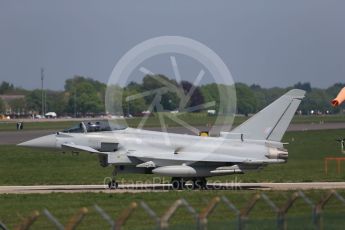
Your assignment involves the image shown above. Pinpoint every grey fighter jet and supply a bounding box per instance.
[18,89,305,189]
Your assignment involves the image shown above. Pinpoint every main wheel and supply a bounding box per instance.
[108,180,118,189]
[193,178,207,189]
[171,178,185,190]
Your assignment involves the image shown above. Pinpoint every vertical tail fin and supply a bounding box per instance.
[230,89,305,141]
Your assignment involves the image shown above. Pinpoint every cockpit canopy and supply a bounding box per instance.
[62,120,127,133]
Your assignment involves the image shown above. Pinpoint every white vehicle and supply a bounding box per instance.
[34,114,45,119]
[45,112,57,118]
[207,110,216,115]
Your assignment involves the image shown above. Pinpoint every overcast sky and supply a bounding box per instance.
[1,1,345,90]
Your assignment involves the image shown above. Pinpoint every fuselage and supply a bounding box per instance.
[19,125,287,178]
[57,128,269,163]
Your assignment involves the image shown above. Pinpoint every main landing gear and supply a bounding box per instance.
[171,177,207,190]
[108,180,118,189]
[108,167,118,189]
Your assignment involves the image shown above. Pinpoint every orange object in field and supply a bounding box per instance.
[331,87,345,107]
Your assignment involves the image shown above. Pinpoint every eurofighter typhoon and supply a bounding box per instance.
[18,89,305,189]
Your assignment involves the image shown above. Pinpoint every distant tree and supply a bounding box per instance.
[105,85,124,115]
[0,98,5,113]
[161,91,179,111]
[250,84,267,111]
[142,74,173,91]
[122,88,147,115]
[64,76,106,115]
[67,81,103,115]
[235,83,257,116]
[65,76,104,91]
[26,90,67,115]
[6,74,345,117]
[127,81,143,92]
[65,75,106,103]
[180,81,204,112]
[0,81,14,94]
[200,83,236,115]
[264,87,286,104]
[300,89,332,114]
[105,85,148,115]
[142,74,180,111]
[26,89,43,113]
[78,93,103,115]
[46,91,67,115]
[325,83,345,98]
[294,82,312,93]
[249,84,261,90]
[200,83,220,110]
[8,98,26,114]
[325,83,345,113]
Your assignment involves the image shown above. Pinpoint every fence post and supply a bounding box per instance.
[115,202,138,230]
[42,209,64,230]
[239,194,261,230]
[140,201,160,230]
[180,198,198,227]
[14,210,40,230]
[221,196,240,230]
[296,191,316,230]
[198,197,220,230]
[314,190,335,230]
[160,199,183,230]
[64,207,88,230]
[94,204,115,230]
[277,192,300,230]
[261,193,281,230]
[333,191,345,204]
[0,221,8,230]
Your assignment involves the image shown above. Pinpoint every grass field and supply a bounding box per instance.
[1,114,345,131]
[2,129,345,229]
[1,129,345,186]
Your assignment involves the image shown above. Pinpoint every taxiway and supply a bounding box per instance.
[1,182,345,194]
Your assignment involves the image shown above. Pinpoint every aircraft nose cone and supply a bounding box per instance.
[18,134,56,149]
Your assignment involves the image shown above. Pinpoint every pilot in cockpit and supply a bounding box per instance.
[87,122,100,132]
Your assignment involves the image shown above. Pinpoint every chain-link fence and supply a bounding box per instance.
[2,190,345,230]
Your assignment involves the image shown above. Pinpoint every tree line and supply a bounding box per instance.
[0,75,344,117]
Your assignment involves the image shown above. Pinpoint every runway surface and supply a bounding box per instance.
[2,122,345,145]
[1,182,345,194]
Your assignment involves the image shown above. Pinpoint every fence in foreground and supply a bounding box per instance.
[1,190,345,230]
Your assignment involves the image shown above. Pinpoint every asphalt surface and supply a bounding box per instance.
[1,182,345,194]
[2,122,345,145]
[0,130,53,145]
